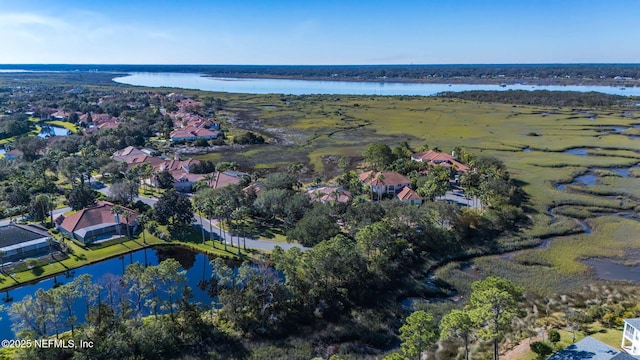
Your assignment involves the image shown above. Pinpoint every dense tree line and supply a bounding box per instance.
[4,64,640,82]
[7,259,236,360]
[438,90,634,107]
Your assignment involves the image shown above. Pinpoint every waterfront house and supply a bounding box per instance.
[359,171,411,200]
[0,224,54,263]
[411,150,470,173]
[56,201,138,244]
[622,318,640,356]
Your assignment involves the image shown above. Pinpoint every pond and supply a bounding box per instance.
[574,174,598,186]
[38,125,70,138]
[112,72,640,96]
[0,246,231,340]
[564,148,589,156]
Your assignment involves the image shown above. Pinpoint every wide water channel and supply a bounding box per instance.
[112,73,640,96]
[0,246,225,340]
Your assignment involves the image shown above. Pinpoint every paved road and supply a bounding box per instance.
[193,215,308,251]
[98,183,307,251]
[436,188,482,210]
[0,207,71,227]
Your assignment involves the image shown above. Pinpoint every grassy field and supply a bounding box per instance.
[518,324,623,360]
[190,93,640,295]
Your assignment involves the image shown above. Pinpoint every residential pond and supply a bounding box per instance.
[0,246,235,340]
[38,125,71,138]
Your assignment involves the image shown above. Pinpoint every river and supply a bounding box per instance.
[112,72,640,96]
[0,246,225,340]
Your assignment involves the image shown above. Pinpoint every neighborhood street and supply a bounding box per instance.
[2,181,306,253]
[94,182,308,251]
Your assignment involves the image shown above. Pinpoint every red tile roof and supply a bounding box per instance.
[307,186,352,203]
[358,171,411,186]
[113,146,146,158]
[411,150,470,172]
[396,186,422,201]
[204,171,241,189]
[58,201,139,234]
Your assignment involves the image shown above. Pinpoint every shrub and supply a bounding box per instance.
[530,341,554,359]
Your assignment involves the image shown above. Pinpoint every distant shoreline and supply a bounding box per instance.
[2,63,640,88]
[201,73,640,88]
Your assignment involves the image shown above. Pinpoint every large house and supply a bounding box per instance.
[548,336,636,360]
[174,171,243,192]
[56,201,139,244]
[622,318,640,356]
[170,126,219,142]
[359,171,411,200]
[306,186,352,204]
[0,224,54,263]
[411,150,470,173]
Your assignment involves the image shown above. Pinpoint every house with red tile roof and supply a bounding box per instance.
[411,150,470,173]
[171,171,243,192]
[359,171,411,200]
[49,109,70,120]
[112,146,147,159]
[306,186,352,204]
[176,98,200,109]
[56,201,139,244]
[396,186,423,205]
[5,149,24,160]
[170,126,219,142]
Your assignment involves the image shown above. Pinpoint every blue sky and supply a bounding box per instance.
[0,0,638,65]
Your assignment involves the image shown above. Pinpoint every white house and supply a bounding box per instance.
[622,318,640,356]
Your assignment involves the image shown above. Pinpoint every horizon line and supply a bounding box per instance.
[2,63,640,67]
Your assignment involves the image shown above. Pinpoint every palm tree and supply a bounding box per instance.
[137,213,149,244]
[192,191,208,244]
[47,237,56,261]
[110,205,124,237]
[203,172,217,189]
[122,209,132,239]
[331,188,342,204]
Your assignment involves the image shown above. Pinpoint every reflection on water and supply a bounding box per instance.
[113,73,640,96]
[585,257,640,283]
[0,246,231,340]
[574,174,597,186]
[38,125,70,138]
[564,148,589,156]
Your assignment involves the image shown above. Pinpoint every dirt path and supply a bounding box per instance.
[502,332,543,360]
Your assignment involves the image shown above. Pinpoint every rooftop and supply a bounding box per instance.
[0,224,50,249]
[547,336,636,360]
[359,171,411,186]
[625,318,640,330]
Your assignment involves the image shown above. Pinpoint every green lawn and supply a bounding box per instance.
[0,227,259,292]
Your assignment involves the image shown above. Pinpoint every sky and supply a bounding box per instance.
[0,0,638,65]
